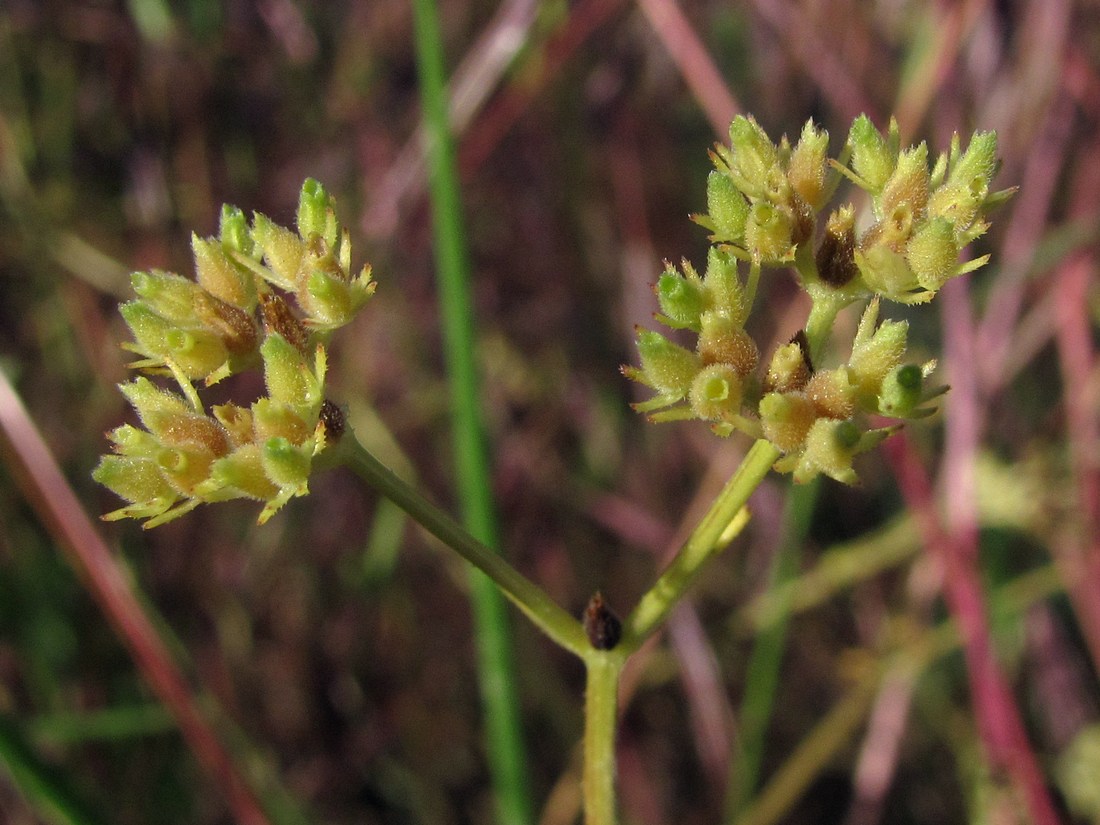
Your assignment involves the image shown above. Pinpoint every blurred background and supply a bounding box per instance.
[2,0,1099,823]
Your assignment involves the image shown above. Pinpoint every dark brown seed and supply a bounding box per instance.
[319,399,346,442]
[584,592,622,651]
[816,222,858,287]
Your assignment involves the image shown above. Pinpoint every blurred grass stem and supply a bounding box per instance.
[411,0,537,820]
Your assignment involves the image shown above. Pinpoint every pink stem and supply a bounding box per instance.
[883,435,1062,825]
[0,370,270,825]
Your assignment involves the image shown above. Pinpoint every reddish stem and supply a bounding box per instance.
[0,371,270,825]
[883,435,1061,825]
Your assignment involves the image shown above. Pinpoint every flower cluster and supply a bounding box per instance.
[94,180,372,527]
[625,115,1008,484]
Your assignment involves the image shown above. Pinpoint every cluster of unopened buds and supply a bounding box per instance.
[94,180,374,527]
[624,115,1010,483]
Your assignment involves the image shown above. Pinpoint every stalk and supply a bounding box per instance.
[410,1,537,818]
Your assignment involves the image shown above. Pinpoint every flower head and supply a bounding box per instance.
[95,180,367,527]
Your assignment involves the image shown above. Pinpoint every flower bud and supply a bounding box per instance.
[787,120,830,210]
[795,418,862,484]
[261,436,312,490]
[251,397,311,445]
[879,143,930,218]
[815,206,857,288]
[656,266,706,330]
[164,326,232,380]
[689,363,743,422]
[207,444,280,501]
[905,217,959,292]
[93,454,179,518]
[630,329,701,398]
[251,212,304,292]
[847,301,907,401]
[877,364,924,417]
[219,205,257,260]
[847,115,897,193]
[296,178,339,249]
[765,332,812,393]
[192,234,257,310]
[806,368,856,419]
[697,312,758,375]
[130,271,203,325]
[119,377,194,435]
[728,115,780,191]
[702,247,748,323]
[705,171,749,243]
[745,202,794,263]
[261,333,323,417]
[759,391,817,452]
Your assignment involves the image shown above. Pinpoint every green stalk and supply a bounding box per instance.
[727,478,819,818]
[583,652,626,825]
[409,2,535,819]
[622,439,780,650]
[341,437,587,655]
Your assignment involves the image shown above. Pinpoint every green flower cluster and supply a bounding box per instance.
[94,180,372,527]
[625,115,1009,484]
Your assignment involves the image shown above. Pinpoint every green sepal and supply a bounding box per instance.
[705,171,749,243]
[656,266,706,330]
[192,234,257,310]
[260,333,324,419]
[251,212,304,291]
[632,328,701,398]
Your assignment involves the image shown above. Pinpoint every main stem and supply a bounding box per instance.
[584,652,625,825]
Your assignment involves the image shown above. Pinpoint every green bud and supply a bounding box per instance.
[219,205,257,259]
[847,114,897,193]
[260,333,323,417]
[702,247,748,323]
[689,363,743,422]
[906,217,959,292]
[163,326,231,380]
[106,423,162,458]
[634,329,702,398]
[207,444,280,501]
[745,202,794,263]
[129,271,203,325]
[759,391,817,453]
[296,178,339,248]
[93,454,178,513]
[806,368,856,420]
[879,142,929,218]
[656,267,706,330]
[728,115,780,190]
[251,212,304,292]
[705,171,749,243]
[765,333,812,393]
[945,131,998,195]
[261,436,312,489]
[847,301,908,400]
[251,397,311,445]
[878,364,923,417]
[192,234,257,310]
[854,245,919,302]
[795,418,860,484]
[301,267,355,329]
[119,377,193,436]
[787,120,830,210]
[697,312,758,376]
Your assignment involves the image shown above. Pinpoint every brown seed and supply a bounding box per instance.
[259,291,309,353]
[584,592,622,651]
[319,399,346,442]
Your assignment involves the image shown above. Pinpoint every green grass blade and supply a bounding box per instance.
[0,715,109,825]
[409,1,534,822]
